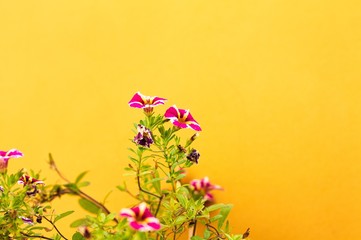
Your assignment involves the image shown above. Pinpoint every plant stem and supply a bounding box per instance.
[137,170,162,199]
[21,232,54,240]
[192,220,197,237]
[43,216,68,240]
[49,154,118,223]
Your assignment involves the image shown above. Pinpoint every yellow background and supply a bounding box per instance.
[1,1,361,239]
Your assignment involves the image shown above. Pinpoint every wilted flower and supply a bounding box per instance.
[78,226,91,239]
[164,105,201,131]
[0,149,23,173]
[128,92,167,115]
[0,186,3,192]
[187,149,200,164]
[134,124,154,147]
[120,202,161,232]
[18,175,45,186]
[18,174,45,196]
[190,177,222,201]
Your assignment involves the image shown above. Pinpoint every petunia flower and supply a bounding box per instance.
[164,105,201,131]
[120,202,161,232]
[18,175,45,186]
[134,124,154,148]
[0,149,23,173]
[18,174,45,196]
[190,177,222,202]
[128,92,167,115]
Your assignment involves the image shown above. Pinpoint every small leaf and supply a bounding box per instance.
[206,203,225,212]
[174,215,187,225]
[72,232,86,240]
[203,228,211,239]
[210,215,223,223]
[79,198,101,214]
[65,183,80,193]
[70,218,88,228]
[75,171,88,184]
[218,204,233,229]
[77,181,90,188]
[176,193,188,208]
[54,210,74,223]
[191,236,203,240]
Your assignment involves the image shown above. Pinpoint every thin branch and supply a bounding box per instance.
[21,232,53,240]
[137,172,162,199]
[155,195,163,217]
[43,216,68,240]
[192,220,197,237]
[206,224,226,239]
[49,154,118,223]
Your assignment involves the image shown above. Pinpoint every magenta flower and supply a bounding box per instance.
[164,105,201,131]
[134,124,154,148]
[190,177,222,202]
[128,92,167,115]
[120,202,161,232]
[0,149,23,173]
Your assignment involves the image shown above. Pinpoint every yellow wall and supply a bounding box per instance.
[1,1,361,239]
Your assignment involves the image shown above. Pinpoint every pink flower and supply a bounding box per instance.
[190,177,222,202]
[128,92,167,115]
[120,202,161,232]
[164,105,201,131]
[0,149,23,173]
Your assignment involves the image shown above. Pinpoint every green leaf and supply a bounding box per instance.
[176,193,188,208]
[70,218,88,228]
[218,204,233,229]
[174,215,187,225]
[210,214,223,223]
[79,198,101,214]
[105,213,116,223]
[54,210,74,223]
[77,181,90,188]
[65,183,80,193]
[75,171,88,184]
[206,203,225,212]
[203,227,211,239]
[72,232,86,240]
[191,236,203,240]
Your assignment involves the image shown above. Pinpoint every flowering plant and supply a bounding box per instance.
[0,92,250,240]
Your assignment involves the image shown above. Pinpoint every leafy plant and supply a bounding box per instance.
[0,92,249,239]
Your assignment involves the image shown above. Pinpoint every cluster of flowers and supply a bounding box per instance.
[120,92,222,232]
[0,92,225,236]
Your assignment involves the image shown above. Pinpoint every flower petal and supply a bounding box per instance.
[120,208,136,218]
[128,92,145,108]
[164,105,180,119]
[0,149,23,159]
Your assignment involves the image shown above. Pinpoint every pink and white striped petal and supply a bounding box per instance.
[120,202,161,232]
[128,92,167,108]
[164,105,201,131]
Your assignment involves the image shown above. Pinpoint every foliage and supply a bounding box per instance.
[0,92,249,239]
